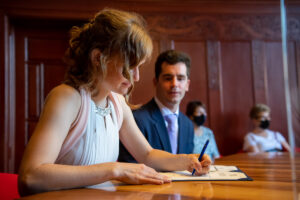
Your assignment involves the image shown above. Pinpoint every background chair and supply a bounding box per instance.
[0,173,20,200]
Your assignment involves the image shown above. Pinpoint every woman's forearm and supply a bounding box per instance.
[19,162,116,196]
[281,141,291,152]
[143,149,192,171]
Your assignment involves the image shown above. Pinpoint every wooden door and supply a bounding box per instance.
[13,19,78,172]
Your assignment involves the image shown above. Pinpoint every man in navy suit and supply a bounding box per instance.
[119,50,194,162]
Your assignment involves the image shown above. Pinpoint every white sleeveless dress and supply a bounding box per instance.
[55,88,123,166]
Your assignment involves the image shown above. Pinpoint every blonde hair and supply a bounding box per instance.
[249,104,270,119]
[64,8,153,99]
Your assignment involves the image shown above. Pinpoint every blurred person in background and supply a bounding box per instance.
[243,104,291,153]
[186,101,220,161]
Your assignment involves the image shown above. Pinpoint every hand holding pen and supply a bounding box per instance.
[192,139,210,175]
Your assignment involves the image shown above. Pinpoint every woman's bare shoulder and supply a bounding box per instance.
[46,84,81,104]
[42,84,82,118]
[51,84,80,97]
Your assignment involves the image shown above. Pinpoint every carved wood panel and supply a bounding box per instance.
[144,14,300,40]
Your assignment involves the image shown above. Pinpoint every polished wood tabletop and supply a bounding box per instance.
[19,152,300,200]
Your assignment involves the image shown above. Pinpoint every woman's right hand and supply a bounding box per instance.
[112,162,171,185]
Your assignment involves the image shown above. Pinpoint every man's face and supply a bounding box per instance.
[154,61,190,109]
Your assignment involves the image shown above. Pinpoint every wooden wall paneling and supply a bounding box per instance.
[0,12,16,173]
[145,13,283,41]
[14,27,26,173]
[158,35,172,52]
[297,42,300,103]
[171,41,207,116]
[288,42,300,147]
[0,11,4,172]
[28,37,69,60]
[43,63,66,98]
[295,41,300,147]
[264,42,288,139]
[27,63,41,118]
[130,37,181,106]
[0,0,286,21]
[251,40,268,105]
[25,62,67,143]
[206,40,224,155]
[220,41,254,155]
[6,16,16,173]
[130,40,160,105]
[283,13,300,148]
[13,22,71,173]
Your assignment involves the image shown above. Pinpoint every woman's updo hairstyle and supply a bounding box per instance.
[64,8,153,96]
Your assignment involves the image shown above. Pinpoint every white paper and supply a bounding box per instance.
[161,165,248,181]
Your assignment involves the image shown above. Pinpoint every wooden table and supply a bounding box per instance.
[19,152,300,200]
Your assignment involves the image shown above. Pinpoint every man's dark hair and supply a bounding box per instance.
[155,50,191,79]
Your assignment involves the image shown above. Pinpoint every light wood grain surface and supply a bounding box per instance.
[19,152,300,200]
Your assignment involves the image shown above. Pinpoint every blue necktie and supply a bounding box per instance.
[164,114,178,154]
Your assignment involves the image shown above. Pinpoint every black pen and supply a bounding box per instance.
[192,139,209,175]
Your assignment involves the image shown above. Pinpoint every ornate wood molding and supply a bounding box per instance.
[1,0,300,41]
[146,14,300,40]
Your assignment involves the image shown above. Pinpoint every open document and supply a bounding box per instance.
[160,165,252,181]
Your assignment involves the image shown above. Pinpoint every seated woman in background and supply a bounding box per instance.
[186,101,220,161]
[18,9,211,196]
[243,104,291,153]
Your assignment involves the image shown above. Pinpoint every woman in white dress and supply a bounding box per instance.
[18,9,211,196]
[243,104,291,153]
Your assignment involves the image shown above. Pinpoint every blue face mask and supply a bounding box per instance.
[259,120,270,129]
[193,114,206,126]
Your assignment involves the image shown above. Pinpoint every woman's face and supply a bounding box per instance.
[253,111,271,127]
[101,57,143,95]
[190,105,207,127]
[193,106,207,118]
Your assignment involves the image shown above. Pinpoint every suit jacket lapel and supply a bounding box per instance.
[148,99,172,153]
